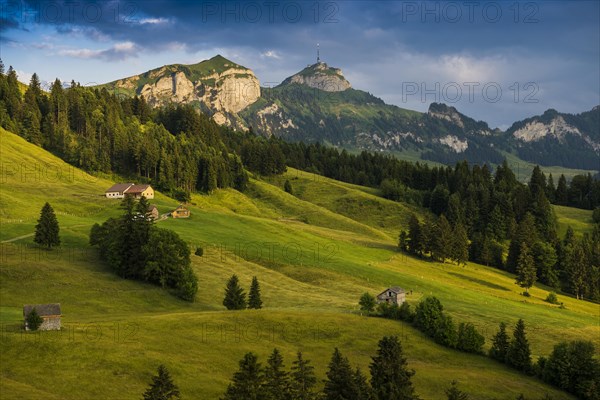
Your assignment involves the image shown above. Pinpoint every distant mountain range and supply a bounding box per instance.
[96,55,600,170]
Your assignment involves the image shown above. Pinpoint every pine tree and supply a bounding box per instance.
[451,222,469,266]
[555,175,568,205]
[359,292,376,314]
[506,319,532,373]
[223,274,247,310]
[26,308,43,331]
[264,348,291,400]
[506,213,537,273]
[431,215,452,262]
[34,202,60,249]
[353,367,373,400]
[487,205,506,241]
[222,352,266,400]
[369,336,419,400]
[567,240,589,299]
[142,365,181,400]
[445,381,469,400]
[290,352,317,400]
[546,174,556,203]
[323,348,357,400]
[248,276,263,309]
[516,244,537,295]
[407,214,424,256]
[489,322,509,362]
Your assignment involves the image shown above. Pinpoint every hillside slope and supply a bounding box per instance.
[0,129,597,399]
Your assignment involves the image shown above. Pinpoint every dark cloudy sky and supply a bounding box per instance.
[1,0,598,128]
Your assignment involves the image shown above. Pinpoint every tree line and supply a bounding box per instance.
[397,164,600,301]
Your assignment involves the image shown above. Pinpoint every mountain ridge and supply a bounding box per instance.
[93,56,599,171]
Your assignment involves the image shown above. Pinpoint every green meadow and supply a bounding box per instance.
[0,128,597,399]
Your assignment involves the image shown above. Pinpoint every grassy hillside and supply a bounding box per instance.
[554,204,596,237]
[0,128,597,399]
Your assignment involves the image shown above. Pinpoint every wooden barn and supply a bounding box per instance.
[172,205,190,219]
[376,287,406,305]
[149,205,159,220]
[23,303,61,331]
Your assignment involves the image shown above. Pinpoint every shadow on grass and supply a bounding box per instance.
[447,272,510,292]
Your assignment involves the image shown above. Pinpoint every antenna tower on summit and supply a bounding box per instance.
[317,43,321,63]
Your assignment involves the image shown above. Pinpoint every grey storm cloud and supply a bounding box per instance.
[3,0,599,127]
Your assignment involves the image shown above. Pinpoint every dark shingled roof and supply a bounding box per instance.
[377,287,405,297]
[105,183,134,193]
[23,303,61,317]
[125,184,152,194]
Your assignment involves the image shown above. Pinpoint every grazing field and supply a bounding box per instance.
[0,129,597,399]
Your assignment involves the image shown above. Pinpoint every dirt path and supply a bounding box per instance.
[1,233,34,243]
[1,224,89,244]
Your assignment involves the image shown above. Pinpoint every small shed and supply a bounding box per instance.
[23,303,61,331]
[172,205,190,219]
[376,287,405,305]
[149,205,159,220]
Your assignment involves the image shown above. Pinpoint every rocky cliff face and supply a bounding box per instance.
[101,55,260,128]
[280,62,351,92]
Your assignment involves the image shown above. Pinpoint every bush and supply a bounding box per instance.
[195,247,204,257]
[433,313,457,348]
[545,292,559,305]
[414,296,444,337]
[398,302,415,322]
[593,207,600,224]
[358,293,376,314]
[26,308,43,331]
[284,179,294,195]
[378,302,401,320]
[456,323,485,353]
[522,291,531,297]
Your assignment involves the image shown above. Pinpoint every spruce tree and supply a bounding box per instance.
[451,222,469,266]
[506,319,532,373]
[353,367,373,400]
[222,352,266,400]
[489,322,509,362]
[263,348,290,399]
[407,214,424,256]
[248,276,263,309]
[369,336,419,400]
[516,243,537,295]
[290,352,317,400]
[555,175,568,205]
[506,213,537,273]
[223,274,247,310]
[431,215,452,262]
[34,202,60,249]
[142,365,181,400]
[445,381,469,400]
[323,348,357,400]
[26,308,43,331]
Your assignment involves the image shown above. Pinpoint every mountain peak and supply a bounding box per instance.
[280,62,351,92]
